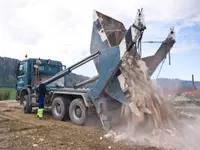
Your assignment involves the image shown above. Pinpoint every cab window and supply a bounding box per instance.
[38,65,61,75]
[19,63,25,75]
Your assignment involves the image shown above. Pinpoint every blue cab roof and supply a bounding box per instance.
[21,58,62,65]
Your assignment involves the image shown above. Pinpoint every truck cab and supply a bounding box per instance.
[15,57,65,103]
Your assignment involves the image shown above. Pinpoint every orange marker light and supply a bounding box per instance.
[25,54,28,58]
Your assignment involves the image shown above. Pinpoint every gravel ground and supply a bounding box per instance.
[0,100,162,150]
[0,98,200,150]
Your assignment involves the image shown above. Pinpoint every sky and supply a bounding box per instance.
[0,0,200,80]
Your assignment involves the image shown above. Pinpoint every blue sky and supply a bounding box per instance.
[0,0,199,81]
[151,25,200,81]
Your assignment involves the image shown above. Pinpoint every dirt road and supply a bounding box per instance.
[0,100,161,150]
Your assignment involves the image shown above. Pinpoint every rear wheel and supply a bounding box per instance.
[69,98,87,126]
[51,96,70,121]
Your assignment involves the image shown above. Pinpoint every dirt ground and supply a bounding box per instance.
[0,100,162,150]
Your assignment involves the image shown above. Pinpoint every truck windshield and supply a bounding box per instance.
[38,65,61,75]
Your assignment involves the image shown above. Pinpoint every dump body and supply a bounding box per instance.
[88,10,175,105]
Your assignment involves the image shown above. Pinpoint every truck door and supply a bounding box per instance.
[16,62,28,90]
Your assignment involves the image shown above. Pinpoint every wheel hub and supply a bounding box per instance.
[23,100,26,108]
[56,104,61,114]
[75,107,82,118]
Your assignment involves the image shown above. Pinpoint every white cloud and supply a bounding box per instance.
[172,41,200,53]
[0,0,199,77]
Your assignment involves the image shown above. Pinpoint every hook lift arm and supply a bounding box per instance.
[142,27,176,76]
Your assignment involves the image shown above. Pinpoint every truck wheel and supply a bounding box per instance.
[69,98,87,126]
[51,96,70,121]
[23,95,32,114]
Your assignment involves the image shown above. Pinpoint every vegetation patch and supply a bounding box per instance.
[0,88,15,100]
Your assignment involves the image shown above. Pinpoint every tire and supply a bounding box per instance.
[16,91,19,101]
[23,95,32,114]
[51,96,70,121]
[20,92,25,105]
[69,98,87,126]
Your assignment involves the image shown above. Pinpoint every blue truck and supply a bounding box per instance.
[15,9,176,130]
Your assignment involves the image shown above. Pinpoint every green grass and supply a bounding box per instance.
[0,87,16,100]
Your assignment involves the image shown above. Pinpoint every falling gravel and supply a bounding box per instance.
[120,52,178,130]
[104,52,200,150]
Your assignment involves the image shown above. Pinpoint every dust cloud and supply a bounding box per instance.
[104,52,200,150]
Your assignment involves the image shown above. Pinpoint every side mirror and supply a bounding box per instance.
[63,65,66,70]
[14,70,17,77]
[15,62,20,77]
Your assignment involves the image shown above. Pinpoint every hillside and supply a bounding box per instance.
[0,57,199,95]
[156,78,200,95]
[0,57,19,87]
